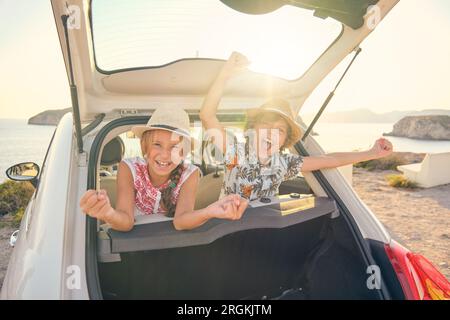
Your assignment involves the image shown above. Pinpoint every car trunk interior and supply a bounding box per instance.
[98,210,380,300]
[91,120,382,300]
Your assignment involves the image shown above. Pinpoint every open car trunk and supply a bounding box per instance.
[97,196,380,300]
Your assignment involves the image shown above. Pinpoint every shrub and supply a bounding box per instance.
[13,207,25,228]
[355,154,406,171]
[0,180,35,217]
[386,174,419,189]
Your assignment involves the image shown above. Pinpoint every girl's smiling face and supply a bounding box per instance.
[141,130,184,179]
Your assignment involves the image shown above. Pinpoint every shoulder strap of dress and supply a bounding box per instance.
[178,163,199,186]
[122,157,145,181]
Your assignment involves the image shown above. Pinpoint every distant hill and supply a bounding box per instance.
[302,108,450,123]
[28,108,71,126]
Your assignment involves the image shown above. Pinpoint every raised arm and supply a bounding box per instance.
[200,51,250,152]
[301,138,393,172]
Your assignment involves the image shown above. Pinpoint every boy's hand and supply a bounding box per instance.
[220,51,251,79]
[208,194,249,220]
[80,189,115,221]
[370,138,393,159]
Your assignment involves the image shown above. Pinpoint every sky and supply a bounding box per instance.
[0,0,449,119]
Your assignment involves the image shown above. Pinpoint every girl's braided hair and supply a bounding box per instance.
[160,163,184,217]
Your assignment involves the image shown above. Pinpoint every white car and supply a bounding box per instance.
[2,0,449,300]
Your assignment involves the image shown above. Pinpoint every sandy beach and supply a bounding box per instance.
[352,167,450,280]
[1,166,449,293]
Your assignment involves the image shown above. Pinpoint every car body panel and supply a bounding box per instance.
[1,114,78,299]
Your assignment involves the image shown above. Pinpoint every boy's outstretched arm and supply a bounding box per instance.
[301,138,393,172]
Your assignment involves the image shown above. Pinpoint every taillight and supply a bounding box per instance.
[385,241,450,300]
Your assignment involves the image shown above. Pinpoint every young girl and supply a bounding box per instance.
[200,52,394,201]
[80,106,248,231]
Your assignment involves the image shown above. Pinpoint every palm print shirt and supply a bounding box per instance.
[216,129,304,201]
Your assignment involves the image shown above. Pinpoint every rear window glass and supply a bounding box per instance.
[91,0,342,80]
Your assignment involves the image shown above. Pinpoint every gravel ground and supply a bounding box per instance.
[352,167,450,280]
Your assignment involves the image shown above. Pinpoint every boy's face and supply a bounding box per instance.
[142,130,184,177]
[252,114,289,160]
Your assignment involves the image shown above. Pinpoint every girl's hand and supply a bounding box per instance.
[370,138,393,159]
[80,189,115,222]
[207,194,249,220]
[220,51,251,79]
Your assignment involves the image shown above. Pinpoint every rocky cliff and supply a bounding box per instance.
[384,115,450,140]
[28,108,71,126]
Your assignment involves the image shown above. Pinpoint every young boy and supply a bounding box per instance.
[200,52,393,201]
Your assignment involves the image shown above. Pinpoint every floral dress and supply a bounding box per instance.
[122,157,198,216]
[215,130,304,201]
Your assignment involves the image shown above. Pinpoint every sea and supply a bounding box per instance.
[1,119,450,183]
